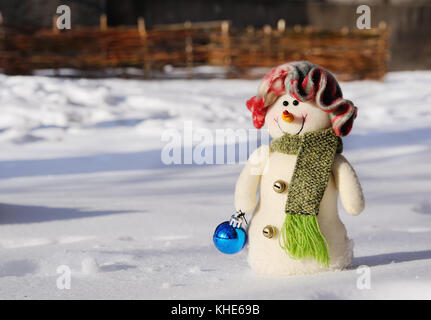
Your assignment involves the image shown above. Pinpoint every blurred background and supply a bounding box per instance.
[0,0,430,78]
[0,0,430,300]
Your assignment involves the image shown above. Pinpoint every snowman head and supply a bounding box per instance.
[264,93,332,138]
[246,61,357,139]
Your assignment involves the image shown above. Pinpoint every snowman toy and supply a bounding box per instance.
[234,61,365,275]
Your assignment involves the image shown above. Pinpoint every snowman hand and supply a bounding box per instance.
[234,145,268,216]
[333,154,365,216]
[234,196,257,214]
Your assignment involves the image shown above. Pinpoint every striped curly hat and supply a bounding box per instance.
[246,61,357,136]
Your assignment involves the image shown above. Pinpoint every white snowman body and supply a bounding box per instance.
[235,94,365,276]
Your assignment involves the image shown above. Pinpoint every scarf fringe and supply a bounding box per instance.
[279,214,330,267]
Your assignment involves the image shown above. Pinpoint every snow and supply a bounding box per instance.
[81,258,100,274]
[0,71,431,299]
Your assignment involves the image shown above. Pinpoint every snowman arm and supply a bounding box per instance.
[332,154,365,216]
[234,145,269,214]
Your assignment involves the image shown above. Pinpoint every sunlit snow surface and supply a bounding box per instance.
[0,71,430,299]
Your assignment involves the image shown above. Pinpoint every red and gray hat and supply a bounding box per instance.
[246,61,357,137]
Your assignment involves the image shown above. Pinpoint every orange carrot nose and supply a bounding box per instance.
[282,110,295,123]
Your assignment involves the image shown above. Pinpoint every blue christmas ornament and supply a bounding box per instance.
[213,214,247,254]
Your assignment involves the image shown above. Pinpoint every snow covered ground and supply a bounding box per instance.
[0,71,430,299]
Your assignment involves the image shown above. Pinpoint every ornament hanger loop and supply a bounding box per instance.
[230,210,248,228]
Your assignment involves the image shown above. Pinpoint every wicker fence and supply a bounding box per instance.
[0,19,389,80]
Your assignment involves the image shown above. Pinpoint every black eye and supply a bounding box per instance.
[283,101,289,106]
[293,100,299,106]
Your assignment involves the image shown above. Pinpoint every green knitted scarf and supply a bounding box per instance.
[270,127,343,267]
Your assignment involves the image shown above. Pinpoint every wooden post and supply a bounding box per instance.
[0,12,4,45]
[184,20,193,78]
[100,14,107,31]
[245,25,256,67]
[51,15,59,72]
[221,20,229,35]
[378,21,387,30]
[99,14,108,72]
[221,20,231,70]
[263,25,272,35]
[52,15,59,34]
[138,17,151,79]
[341,26,349,36]
[138,16,146,36]
[277,19,286,33]
[377,21,388,79]
[263,25,272,66]
[246,25,255,36]
[277,19,286,63]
